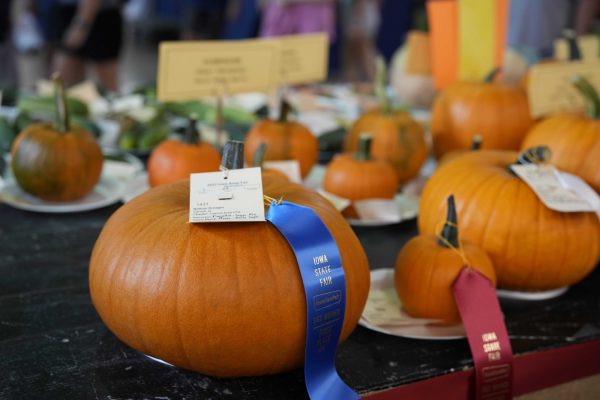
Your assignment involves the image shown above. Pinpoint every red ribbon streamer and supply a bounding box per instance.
[453,267,514,400]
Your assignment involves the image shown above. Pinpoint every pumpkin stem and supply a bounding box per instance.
[375,55,391,114]
[221,140,244,170]
[356,134,372,161]
[253,142,267,167]
[515,146,551,166]
[183,113,201,144]
[471,135,482,150]
[438,195,459,249]
[563,29,582,60]
[278,97,291,123]
[52,72,70,132]
[483,67,501,83]
[571,75,600,119]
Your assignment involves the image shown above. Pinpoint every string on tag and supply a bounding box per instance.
[263,194,283,207]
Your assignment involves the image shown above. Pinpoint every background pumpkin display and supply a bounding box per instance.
[324,134,397,218]
[395,195,496,324]
[345,58,427,185]
[10,75,103,201]
[89,141,370,378]
[418,147,600,290]
[147,115,221,187]
[521,75,600,193]
[252,142,289,182]
[430,72,533,158]
[244,100,318,178]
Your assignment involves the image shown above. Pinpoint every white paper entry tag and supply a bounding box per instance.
[263,160,303,183]
[510,164,597,213]
[189,167,265,223]
[556,171,600,220]
[354,199,402,223]
[317,189,351,212]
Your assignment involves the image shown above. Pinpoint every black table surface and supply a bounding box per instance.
[1,201,600,400]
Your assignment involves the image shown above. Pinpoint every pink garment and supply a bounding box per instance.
[260,2,336,41]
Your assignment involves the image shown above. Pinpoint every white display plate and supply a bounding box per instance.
[347,193,419,227]
[496,287,569,301]
[359,269,465,340]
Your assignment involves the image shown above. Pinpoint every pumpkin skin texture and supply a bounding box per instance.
[418,150,600,290]
[344,110,427,184]
[244,119,318,178]
[11,122,103,201]
[147,140,221,187]
[430,82,533,158]
[89,176,370,377]
[395,236,496,324]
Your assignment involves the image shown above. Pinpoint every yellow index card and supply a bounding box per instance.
[273,33,328,85]
[527,61,600,118]
[157,39,280,101]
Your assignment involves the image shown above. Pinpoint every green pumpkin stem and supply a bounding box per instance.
[356,134,372,161]
[183,113,201,144]
[572,75,600,119]
[471,135,482,150]
[515,146,551,166]
[563,29,582,60]
[221,140,244,170]
[484,67,501,83]
[438,195,459,249]
[375,55,391,114]
[253,142,267,167]
[52,73,70,132]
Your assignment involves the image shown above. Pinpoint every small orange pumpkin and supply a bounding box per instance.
[324,134,397,218]
[345,58,427,184]
[89,141,370,377]
[521,75,600,192]
[147,115,221,187]
[11,74,103,201]
[431,71,533,158]
[419,147,600,290]
[244,100,318,178]
[395,195,496,324]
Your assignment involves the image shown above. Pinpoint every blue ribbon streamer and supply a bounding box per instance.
[266,201,359,400]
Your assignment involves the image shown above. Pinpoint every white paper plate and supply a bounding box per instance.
[496,287,569,301]
[347,193,419,227]
[0,175,124,213]
[359,269,466,340]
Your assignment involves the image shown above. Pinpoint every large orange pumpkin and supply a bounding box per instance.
[147,116,221,187]
[419,147,600,290]
[521,75,600,192]
[324,134,397,218]
[89,141,370,378]
[11,75,102,201]
[431,74,533,158]
[244,100,318,178]
[395,195,496,324]
[345,58,427,184]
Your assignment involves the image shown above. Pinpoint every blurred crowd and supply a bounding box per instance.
[0,0,598,96]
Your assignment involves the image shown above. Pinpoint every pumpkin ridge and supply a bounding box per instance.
[514,181,541,288]
[173,234,193,368]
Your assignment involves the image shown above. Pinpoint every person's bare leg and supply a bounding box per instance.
[95,61,118,92]
[54,52,85,85]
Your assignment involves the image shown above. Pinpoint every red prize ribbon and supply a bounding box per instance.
[453,268,514,400]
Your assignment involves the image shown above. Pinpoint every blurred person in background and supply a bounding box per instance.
[0,0,16,91]
[181,0,229,40]
[51,0,123,92]
[342,0,381,82]
[259,0,336,42]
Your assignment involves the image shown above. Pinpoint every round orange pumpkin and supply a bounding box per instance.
[345,58,427,184]
[521,75,600,192]
[431,75,533,158]
[11,75,103,201]
[147,116,221,187]
[89,142,370,378]
[324,134,397,218]
[244,100,318,178]
[395,195,496,324]
[419,147,600,290]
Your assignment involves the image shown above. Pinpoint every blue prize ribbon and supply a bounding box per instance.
[266,201,359,400]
